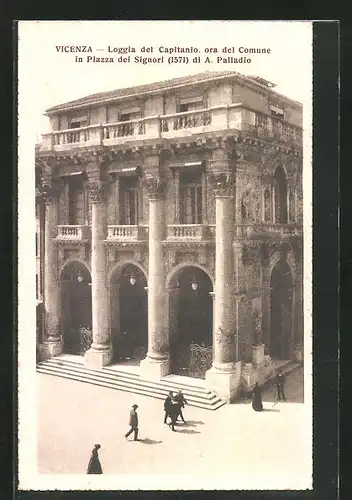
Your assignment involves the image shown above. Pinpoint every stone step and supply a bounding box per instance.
[36,361,226,410]
[37,361,219,405]
[44,356,211,394]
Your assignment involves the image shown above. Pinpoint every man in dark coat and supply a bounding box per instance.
[167,397,180,431]
[87,444,103,474]
[275,369,286,401]
[164,391,173,424]
[252,382,264,412]
[125,404,139,441]
[174,389,187,423]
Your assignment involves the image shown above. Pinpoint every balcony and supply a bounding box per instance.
[56,225,90,241]
[235,223,302,240]
[166,224,214,242]
[106,225,148,241]
[40,104,302,153]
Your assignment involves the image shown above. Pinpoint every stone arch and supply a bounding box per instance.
[269,251,296,283]
[269,258,294,359]
[167,263,214,377]
[166,261,214,290]
[59,257,91,280]
[60,260,92,355]
[108,260,148,362]
[108,260,148,284]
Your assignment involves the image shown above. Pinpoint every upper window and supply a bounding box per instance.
[68,114,89,129]
[270,105,285,119]
[177,96,204,113]
[179,169,203,224]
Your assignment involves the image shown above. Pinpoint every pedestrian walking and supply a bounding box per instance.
[275,369,286,401]
[125,404,139,441]
[168,397,180,431]
[174,389,187,423]
[87,444,103,474]
[164,391,174,424]
[252,382,264,412]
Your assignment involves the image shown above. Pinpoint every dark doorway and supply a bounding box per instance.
[274,166,288,223]
[270,260,293,359]
[111,264,148,362]
[170,266,213,377]
[61,262,92,355]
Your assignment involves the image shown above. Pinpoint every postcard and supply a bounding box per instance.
[18,20,313,491]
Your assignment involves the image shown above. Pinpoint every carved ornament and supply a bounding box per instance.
[208,172,234,197]
[88,180,106,203]
[143,175,166,200]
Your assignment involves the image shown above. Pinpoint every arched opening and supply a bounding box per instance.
[60,261,92,355]
[169,266,213,377]
[270,260,293,359]
[110,264,148,363]
[274,166,288,223]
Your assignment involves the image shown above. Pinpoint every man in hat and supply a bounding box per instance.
[164,391,174,425]
[275,369,286,401]
[125,404,139,441]
[174,389,187,423]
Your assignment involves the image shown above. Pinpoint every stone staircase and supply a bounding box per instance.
[36,355,226,410]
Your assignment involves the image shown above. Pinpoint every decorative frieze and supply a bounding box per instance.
[208,172,234,197]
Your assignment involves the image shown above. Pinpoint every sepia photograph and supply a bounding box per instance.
[18,20,312,491]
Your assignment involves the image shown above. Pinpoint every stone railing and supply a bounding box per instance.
[40,103,302,151]
[166,224,213,241]
[102,118,146,139]
[235,223,302,239]
[107,225,148,241]
[160,109,212,132]
[56,225,90,240]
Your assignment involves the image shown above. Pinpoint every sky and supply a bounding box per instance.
[18,21,312,142]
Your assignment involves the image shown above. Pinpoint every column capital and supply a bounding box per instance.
[209,171,234,198]
[144,175,166,200]
[88,179,106,204]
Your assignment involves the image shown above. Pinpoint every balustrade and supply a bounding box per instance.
[41,103,302,152]
[56,225,89,240]
[166,224,212,241]
[107,225,148,241]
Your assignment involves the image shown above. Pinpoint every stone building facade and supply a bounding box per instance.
[35,71,303,401]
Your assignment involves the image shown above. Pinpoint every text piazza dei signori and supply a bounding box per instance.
[35,70,303,404]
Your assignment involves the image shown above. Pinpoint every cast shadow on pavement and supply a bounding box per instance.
[138,438,163,444]
[175,428,201,434]
[176,420,204,427]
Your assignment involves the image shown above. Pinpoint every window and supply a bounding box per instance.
[179,170,203,224]
[264,189,271,222]
[120,177,140,225]
[68,178,85,225]
[177,96,204,113]
[274,166,288,223]
[68,115,88,129]
[255,114,268,129]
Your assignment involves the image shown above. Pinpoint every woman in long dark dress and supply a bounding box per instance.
[87,444,103,474]
[252,382,264,412]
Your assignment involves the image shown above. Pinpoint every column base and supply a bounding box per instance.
[84,347,112,369]
[205,361,242,403]
[140,356,169,381]
[37,339,63,361]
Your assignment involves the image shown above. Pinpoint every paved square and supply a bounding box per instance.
[37,368,312,490]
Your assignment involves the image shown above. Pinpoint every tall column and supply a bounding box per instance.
[43,183,62,356]
[140,175,169,380]
[84,179,112,368]
[205,171,241,402]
